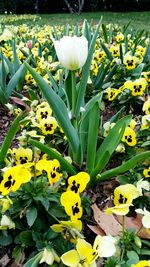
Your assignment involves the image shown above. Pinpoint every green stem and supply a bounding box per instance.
[71,71,77,117]
[120,215,125,261]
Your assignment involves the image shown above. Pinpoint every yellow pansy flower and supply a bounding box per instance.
[36,106,52,121]
[51,220,83,243]
[116,33,124,43]
[131,78,147,96]
[91,60,98,76]
[106,87,120,101]
[25,73,34,84]
[143,98,150,115]
[0,196,13,212]
[142,71,150,82]
[110,45,120,57]
[143,166,150,178]
[51,220,82,233]
[131,260,150,267]
[136,45,146,56]
[67,172,90,194]
[60,191,82,221]
[123,54,138,69]
[14,147,33,165]
[39,116,58,135]
[122,80,133,90]
[0,165,32,195]
[141,115,150,130]
[122,126,137,146]
[114,184,140,206]
[61,238,98,267]
[94,50,106,62]
[105,203,131,216]
[36,159,62,185]
[129,119,137,129]
[105,184,139,216]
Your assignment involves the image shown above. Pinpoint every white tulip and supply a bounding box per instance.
[54,36,88,71]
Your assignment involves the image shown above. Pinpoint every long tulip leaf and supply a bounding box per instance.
[86,102,99,172]
[74,18,102,117]
[29,139,77,175]
[90,115,131,178]
[25,62,79,153]
[98,151,150,181]
[0,114,24,166]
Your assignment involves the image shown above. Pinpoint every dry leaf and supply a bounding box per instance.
[92,204,122,236]
[0,254,10,266]
[87,224,105,236]
[117,215,150,239]
[11,97,30,112]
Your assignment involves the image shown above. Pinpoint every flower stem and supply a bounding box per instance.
[71,71,77,117]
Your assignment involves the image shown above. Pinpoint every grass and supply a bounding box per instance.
[1,11,150,33]
[40,12,150,32]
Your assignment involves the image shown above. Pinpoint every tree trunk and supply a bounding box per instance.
[35,0,39,14]
[78,0,85,14]
[64,0,74,13]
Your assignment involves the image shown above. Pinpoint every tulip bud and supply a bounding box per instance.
[54,36,88,71]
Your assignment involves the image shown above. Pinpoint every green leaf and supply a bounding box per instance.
[90,115,131,180]
[131,63,145,77]
[0,51,7,89]
[26,206,37,227]
[24,252,42,267]
[0,114,24,167]
[127,251,139,265]
[19,231,35,246]
[25,62,79,153]
[99,151,150,181]
[86,102,99,172]
[12,246,24,264]
[29,138,77,175]
[110,106,126,123]
[28,88,39,101]
[102,24,108,43]
[119,44,123,64]
[0,86,8,104]
[79,93,102,163]
[83,20,91,43]
[0,231,12,246]
[143,43,150,63]
[12,40,20,72]
[74,18,102,117]
[103,64,118,84]
[6,63,26,98]
[47,69,59,93]
[101,42,113,61]
[141,140,150,147]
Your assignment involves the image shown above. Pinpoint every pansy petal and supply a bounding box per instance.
[61,249,80,267]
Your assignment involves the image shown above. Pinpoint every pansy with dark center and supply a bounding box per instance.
[39,116,58,135]
[0,165,32,196]
[122,126,137,146]
[60,191,83,221]
[67,172,90,194]
[14,147,33,165]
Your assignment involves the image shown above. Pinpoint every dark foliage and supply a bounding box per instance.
[0,0,150,14]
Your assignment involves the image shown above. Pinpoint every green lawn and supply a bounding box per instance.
[40,12,150,32]
[1,12,150,33]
